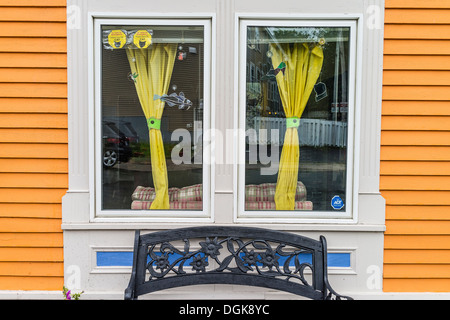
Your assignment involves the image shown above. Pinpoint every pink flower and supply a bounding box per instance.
[66,290,72,300]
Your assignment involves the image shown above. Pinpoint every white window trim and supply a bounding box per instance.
[234,14,363,224]
[88,15,215,223]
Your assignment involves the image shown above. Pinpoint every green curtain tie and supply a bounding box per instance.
[286,117,300,128]
[147,117,161,130]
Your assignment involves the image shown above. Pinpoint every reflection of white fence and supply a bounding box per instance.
[252,117,348,147]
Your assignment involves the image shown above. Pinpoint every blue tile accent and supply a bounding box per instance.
[96,251,350,268]
[97,252,134,267]
[328,253,351,268]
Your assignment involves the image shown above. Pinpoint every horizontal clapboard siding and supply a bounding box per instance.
[0,203,62,218]
[0,1,66,290]
[382,1,450,292]
[0,0,66,7]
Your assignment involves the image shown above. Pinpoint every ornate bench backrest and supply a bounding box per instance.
[125,226,343,300]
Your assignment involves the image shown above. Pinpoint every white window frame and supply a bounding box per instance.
[235,17,362,224]
[90,17,214,222]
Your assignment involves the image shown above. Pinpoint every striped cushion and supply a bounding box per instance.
[132,200,312,211]
[178,184,202,201]
[244,181,307,202]
[132,182,306,202]
[131,200,203,210]
[132,184,202,202]
[131,181,310,211]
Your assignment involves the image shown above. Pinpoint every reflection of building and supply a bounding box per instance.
[246,37,282,118]
[246,27,350,121]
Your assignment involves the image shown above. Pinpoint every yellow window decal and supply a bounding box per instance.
[108,30,127,49]
[133,30,152,49]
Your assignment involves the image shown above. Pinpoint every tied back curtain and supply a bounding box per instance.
[126,43,177,209]
[270,43,324,210]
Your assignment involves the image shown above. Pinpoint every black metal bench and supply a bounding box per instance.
[124,226,352,300]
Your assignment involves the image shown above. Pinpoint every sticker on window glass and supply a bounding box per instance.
[331,195,344,210]
[107,30,127,49]
[132,30,153,49]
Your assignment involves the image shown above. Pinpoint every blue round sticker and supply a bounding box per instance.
[331,195,345,210]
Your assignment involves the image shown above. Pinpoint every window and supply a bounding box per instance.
[93,19,211,218]
[237,20,357,221]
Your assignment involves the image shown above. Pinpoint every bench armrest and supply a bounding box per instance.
[320,236,353,300]
[124,230,141,300]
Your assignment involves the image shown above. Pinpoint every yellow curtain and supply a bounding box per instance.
[126,44,177,209]
[270,43,324,210]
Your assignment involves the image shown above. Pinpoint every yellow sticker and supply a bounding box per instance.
[108,30,127,49]
[133,30,152,49]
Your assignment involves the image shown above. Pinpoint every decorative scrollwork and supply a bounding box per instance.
[145,236,316,289]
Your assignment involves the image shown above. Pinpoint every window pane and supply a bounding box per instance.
[245,26,350,212]
[101,24,204,211]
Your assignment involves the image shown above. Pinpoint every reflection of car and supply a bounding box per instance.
[102,121,133,168]
[116,120,140,144]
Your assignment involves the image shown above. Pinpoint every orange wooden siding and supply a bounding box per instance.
[0,0,67,290]
[382,0,450,292]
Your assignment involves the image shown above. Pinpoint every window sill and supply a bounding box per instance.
[61,222,385,232]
